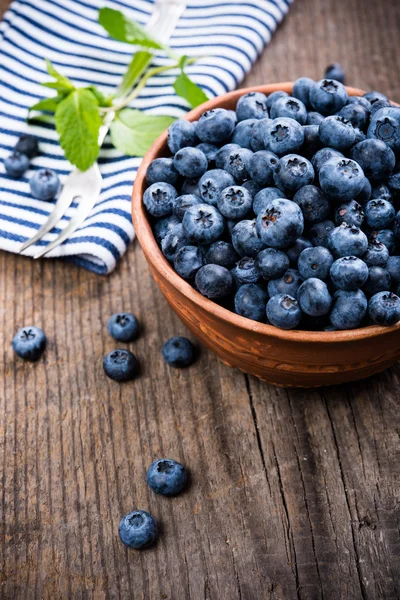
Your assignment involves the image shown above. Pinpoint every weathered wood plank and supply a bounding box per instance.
[0,0,399,598]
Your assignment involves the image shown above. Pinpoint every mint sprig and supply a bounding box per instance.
[29,8,209,171]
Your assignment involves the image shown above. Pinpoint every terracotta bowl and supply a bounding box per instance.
[132,83,400,387]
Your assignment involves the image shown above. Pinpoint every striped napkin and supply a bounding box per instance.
[0,0,292,274]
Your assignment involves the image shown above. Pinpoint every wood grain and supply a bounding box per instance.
[0,0,400,598]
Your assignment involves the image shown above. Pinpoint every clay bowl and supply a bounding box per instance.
[132,82,400,387]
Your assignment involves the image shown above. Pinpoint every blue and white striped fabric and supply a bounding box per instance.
[0,0,292,274]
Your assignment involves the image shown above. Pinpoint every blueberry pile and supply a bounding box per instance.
[4,134,60,202]
[145,76,400,331]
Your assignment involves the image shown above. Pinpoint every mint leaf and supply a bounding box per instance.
[110,109,175,156]
[29,94,66,113]
[85,86,113,107]
[117,51,153,98]
[99,7,164,50]
[55,89,101,171]
[173,73,209,108]
[43,59,75,93]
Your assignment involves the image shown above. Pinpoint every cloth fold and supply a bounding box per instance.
[0,0,292,274]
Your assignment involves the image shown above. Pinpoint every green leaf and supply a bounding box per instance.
[110,108,175,156]
[85,85,113,107]
[44,59,75,92]
[99,7,164,50]
[29,94,66,114]
[173,73,209,108]
[117,51,153,98]
[55,89,101,171]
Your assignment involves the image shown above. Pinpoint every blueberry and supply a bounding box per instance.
[319,116,356,150]
[144,182,177,217]
[293,185,330,223]
[14,134,38,158]
[119,510,157,549]
[368,291,400,326]
[224,148,253,183]
[292,77,315,108]
[4,152,29,178]
[367,107,400,153]
[198,169,235,206]
[370,229,396,254]
[363,91,389,105]
[103,349,139,382]
[350,139,395,182]
[370,100,392,116]
[302,125,323,157]
[196,109,236,144]
[362,240,389,267]
[232,119,259,149]
[174,245,204,280]
[309,220,335,248]
[286,236,312,265]
[173,147,208,179]
[329,223,368,258]
[195,264,233,298]
[338,103,369,130]
[108,313,139,342]
[231,219,265,257]
[266,294,302,329]
[330,256,369,290]
[266,90,289,110]
[231,257,260,285]
[329,289,368,330]
[162,337,195,368]
[389,171,400,195]
[347,96,372,111]
[386,256,400,282]
[298,246,334,280]
[205,241,239,269]
[256,198,304,249]
[173,194,202,220]
[146,458,188,495]
[353,128,367,144]
[255,248,289,280]
[362,267,391,298]
[364,199,395,229]
[354,177,372,205]
[270,96,307,125]
[168,120,197,153]
[161,224,191,262]
[154,215,180,244]
[234,283,268,322]
[181,177,200,196]
[297,278,332,316]
[309,79,348,115]
[264,117,305,157]
[324,63,345,84]
[250,118,270,151]
[267,269,304,299]
[335,200,364,228]
[215,144,241,169]
[196,142,219,164]
[217,186,252,220]
[252,187,282,215]
[319,157,365,201]
[182,203,224,245]
[248,150,279,187]
[307,111,325,126]
[12,326,46,361]
[273,154,314,193]
[311,147,344,175]
[236,92,268,121]
[371,184,392,202]
[241,179,261,199]
[146,158,179,185]
[30,168,60,201]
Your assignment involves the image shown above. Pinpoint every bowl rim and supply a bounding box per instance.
[132,82,400,344]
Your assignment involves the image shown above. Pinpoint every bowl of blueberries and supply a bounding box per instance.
[132,77,400,387]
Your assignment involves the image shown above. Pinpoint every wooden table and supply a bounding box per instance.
[1,0,400,598]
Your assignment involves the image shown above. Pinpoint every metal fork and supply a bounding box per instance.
[20,0,187,259]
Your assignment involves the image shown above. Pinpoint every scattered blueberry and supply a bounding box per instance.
[12,326,46,361]
[162,336,195,368]
[103,349,139,382]
[324,63,345,84]
[30,168,60,201]
[119,510,158,549]
[108,313,139,342]
[146,458,188,495]
[4,152,30,178]
[15,134,38,158]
